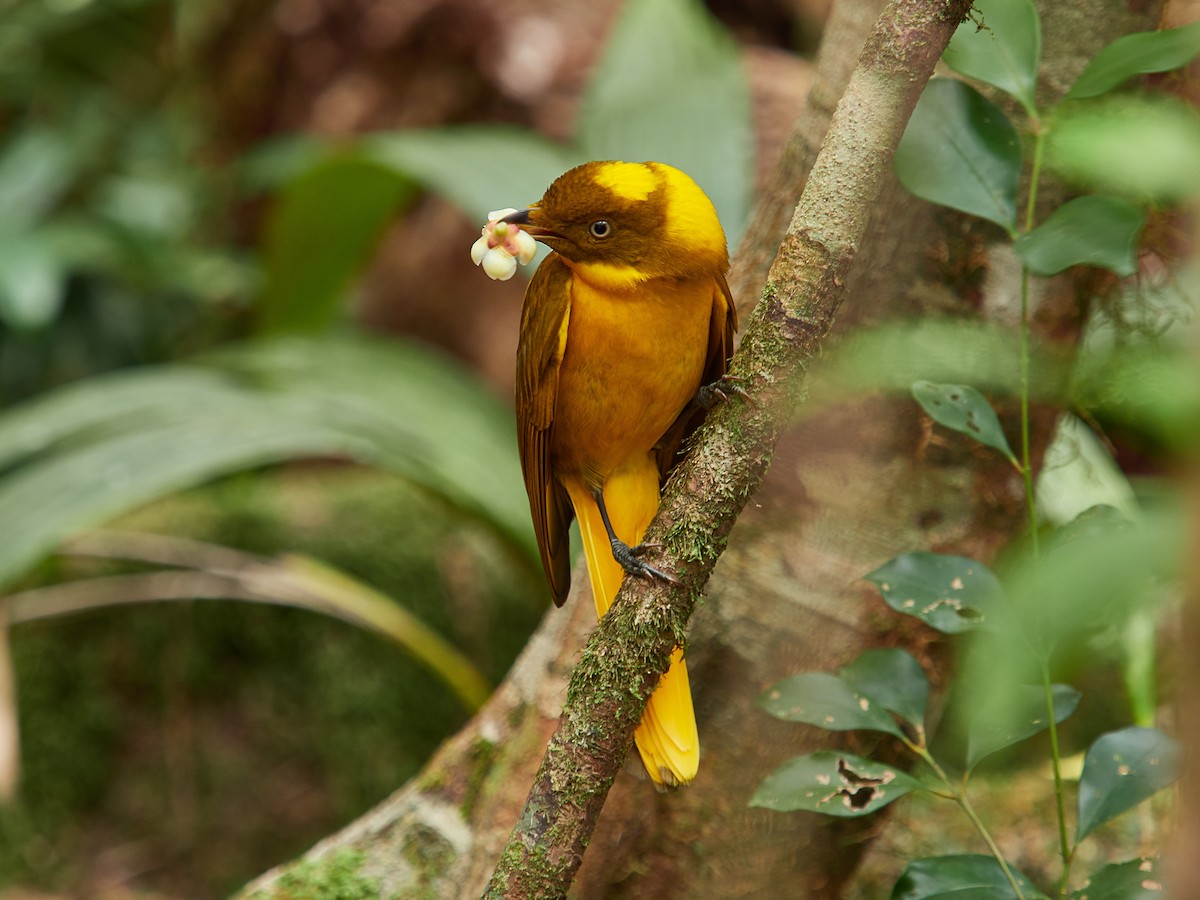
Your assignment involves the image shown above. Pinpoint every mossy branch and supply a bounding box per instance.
[482,1,976,897]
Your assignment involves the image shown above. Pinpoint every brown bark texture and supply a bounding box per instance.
[241,0,1162,898]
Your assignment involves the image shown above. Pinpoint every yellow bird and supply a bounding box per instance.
[501,161,737,786]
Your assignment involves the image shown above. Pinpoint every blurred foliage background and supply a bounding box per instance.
[0,0,813,895]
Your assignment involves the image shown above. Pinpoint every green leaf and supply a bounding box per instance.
[0,334,536,590]
[362,127,579,221]
[1076,727,1180,843]
[576,0,753,241]
[839,649,930,729]
[260,154,416,333]
[1014,195,1144,277]
[1046,95,1200,202]
[1070,857,1165,899]
[1067,21,1200,100]
[964,683,1080,771]
[912,381,1016,463]
[895,79,1021,233]
[865,553,1005,634]
[0,127,78,231]
[892,855,1045,899]
[759,672,905,739]
[750,751,922,816]
[943,0,1041,114]
[1036,415,1139,527]
[0,233,64,331]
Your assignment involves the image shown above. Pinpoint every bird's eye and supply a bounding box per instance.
[589,220,612,239]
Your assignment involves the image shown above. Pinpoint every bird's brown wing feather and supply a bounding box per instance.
[516,254,576,606]
[654,272,739,482]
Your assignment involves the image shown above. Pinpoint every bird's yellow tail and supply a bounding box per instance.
[566,460,699,787]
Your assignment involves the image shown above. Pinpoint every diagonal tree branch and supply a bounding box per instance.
[482,1,976,897]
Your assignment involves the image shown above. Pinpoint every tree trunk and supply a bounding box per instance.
[240,1,1162,897]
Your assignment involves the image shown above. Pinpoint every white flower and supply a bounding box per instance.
[488,208,518,221]
[481,246,518,281]
[470,235,490,265]
[513,229,537,265]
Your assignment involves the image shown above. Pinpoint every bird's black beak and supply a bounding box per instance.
[500,208,532,225]
[501,206,559,240]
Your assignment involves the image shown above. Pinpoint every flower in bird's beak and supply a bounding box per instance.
[471,208,537,281]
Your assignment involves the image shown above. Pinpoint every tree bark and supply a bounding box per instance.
[240,1,1162,897]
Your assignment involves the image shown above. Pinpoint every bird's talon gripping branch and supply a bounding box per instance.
[471,208,538,281]
[694,374,755,410]
[610,539,681,585]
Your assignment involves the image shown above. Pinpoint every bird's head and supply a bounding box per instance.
[502,161,728,291]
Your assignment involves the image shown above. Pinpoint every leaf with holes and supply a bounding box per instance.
[839,648,930,730]
[894,79,1020,233]
[892,855,1046,899]
[751,751,923,817]
[1067,20,1200,100]
[865,553,1006,634]
[759,672,906,739]
[1076,727,1180,843]
[1015,195,1145,277]
[912,381,1017,464]
[965,683,1080,771]
[943,0,1041,115]
[1070,857,1166,899]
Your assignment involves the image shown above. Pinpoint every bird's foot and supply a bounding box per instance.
[693,374,754,411]
[611,539,681,586]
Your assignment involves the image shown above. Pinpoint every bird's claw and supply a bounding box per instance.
[695,374,755,410]
[611,540,681,586]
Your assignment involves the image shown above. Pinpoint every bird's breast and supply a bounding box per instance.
[551,273,713,483]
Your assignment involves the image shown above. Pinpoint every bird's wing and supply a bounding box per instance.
[654,272,739,482]
[516,254,576,606]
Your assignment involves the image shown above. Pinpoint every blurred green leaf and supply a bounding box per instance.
[750,751,922,816]
[0,233,65,331]
[759,672,906,739]
[895,79,1021,233]
[260,155,416,333]
[1014,195,1144,277]
[839,648,929,730]
[943,0,1041,114]
[363,127,579,221]
[1046,95,1200,201]
[1076,727,1180,843]
[1069,857,1165,899]
[1067,21,1200,100]
[1036,416,1139,526]
[964,683,1080,771]
[866,553,1006,634]
[912,381,1017,463]
[577,0,753,240]
[0,334,536,590]
[0,128,78,231]
[892,855,1045,899]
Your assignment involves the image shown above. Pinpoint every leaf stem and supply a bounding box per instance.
[1044,666,1073,895]
[1018,126,1046,559]
[913,747,1027,900]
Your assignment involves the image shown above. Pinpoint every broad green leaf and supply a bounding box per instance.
[0,127,78,231]
[895,79,1021,233]
[1037,416,1139,526]
[892,855,1045,899]
[839,649,929,729]
[0,233,64,331]
[751,751,922,816]
[866,553,1005,634]
[943,0,1041,114]
[1014,195,1144,277]
[363,127,579,220]
[912,381,1017,463]
[0,334,536,590]
[260,154,416,333]
[759,672,905,739]
[577,0,753,241]
[1067,21,1200,100]
[1046,95,1200,202]
[964,683,1080,771]
[1069,857,1165,899]
[1076,727,1180,843]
